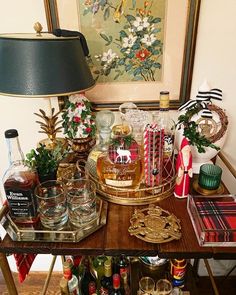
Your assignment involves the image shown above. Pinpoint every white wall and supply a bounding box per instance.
[191,0,236,173]
[0,0,236,276]
[190,0,236,276]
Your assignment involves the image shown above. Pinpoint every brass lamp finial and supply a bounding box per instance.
[34,22,43,36]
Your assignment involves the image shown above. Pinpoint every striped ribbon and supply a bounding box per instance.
[179,88,222,118]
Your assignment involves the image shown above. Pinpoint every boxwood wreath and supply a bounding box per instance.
[177,104,228,153]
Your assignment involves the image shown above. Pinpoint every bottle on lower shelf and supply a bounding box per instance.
[61,260,79,295]
[110,274,123,295]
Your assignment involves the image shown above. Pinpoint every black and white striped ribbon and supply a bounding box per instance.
[178,88,222,118]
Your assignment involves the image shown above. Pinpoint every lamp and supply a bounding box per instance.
[0,24,95,147]
[0,27,95,97]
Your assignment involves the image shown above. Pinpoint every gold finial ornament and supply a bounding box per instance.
[128,204,182,243]
[34,22,43,36]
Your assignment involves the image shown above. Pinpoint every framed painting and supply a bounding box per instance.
[45,0,201,109]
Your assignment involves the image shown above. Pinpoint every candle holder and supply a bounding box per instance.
[193,163,224,196]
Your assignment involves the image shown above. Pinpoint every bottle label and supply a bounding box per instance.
[105,179,132,187]
[163,134,174,157]
[170,261,186,280]
[90,150,102,162]
[5,188,37,218]
[100,287,109,295]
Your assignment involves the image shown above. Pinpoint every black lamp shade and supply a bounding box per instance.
[0,34,95,97]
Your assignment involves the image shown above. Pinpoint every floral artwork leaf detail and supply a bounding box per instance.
[80,0,165,82]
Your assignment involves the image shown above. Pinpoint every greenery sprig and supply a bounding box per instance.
[25,143,67,177]
[177,105,220,153]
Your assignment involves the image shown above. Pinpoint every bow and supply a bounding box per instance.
[179,88,222,118]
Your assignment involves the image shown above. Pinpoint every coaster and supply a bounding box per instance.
[193,179,224,196]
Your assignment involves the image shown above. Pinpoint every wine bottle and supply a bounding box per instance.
[80,256,97,295]
[120,272,130,295]
[118,254,129,277]
[110,274,123,295]
[100,259,113,295]
[92,255,107,291]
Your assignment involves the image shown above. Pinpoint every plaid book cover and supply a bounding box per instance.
[196,200,236,242]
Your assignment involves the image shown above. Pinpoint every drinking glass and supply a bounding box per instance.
[138,276,155,295]
[67,179,98,227]
[35,180,68,229]
[156,279,172,295]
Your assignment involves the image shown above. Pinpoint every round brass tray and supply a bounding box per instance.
[89,172,176,206]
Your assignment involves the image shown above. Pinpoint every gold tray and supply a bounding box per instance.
[89,172,176,206]
[0,199,107,243]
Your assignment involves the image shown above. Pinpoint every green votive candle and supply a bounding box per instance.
[198,164,222,190]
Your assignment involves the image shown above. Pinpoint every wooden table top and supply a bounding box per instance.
[1,192,236,259]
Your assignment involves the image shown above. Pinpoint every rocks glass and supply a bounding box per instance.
[67,179,97,227]
[35,180,68,229]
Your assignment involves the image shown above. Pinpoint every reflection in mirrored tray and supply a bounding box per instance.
[0,200,107,242]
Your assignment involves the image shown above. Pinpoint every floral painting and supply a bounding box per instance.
[79,0,166,82]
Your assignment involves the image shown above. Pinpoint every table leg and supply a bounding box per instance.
[0,252,18,295]
[41,255,57,295]
[204,259,220,295]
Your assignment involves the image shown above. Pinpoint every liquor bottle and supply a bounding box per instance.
[92,255,107,291]
[120,272,130,295]
[86,110,115,177]
[80,256,97,295]
[62,261,79,294]
[100,259,113,295]
[118,254,129,277]
[170,259,187,288]
[156,91,175,181]
[2,129,39,224]
[110,274,123,295]
[97,124,143,190]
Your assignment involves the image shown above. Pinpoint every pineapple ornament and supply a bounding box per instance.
[34,108,67,150]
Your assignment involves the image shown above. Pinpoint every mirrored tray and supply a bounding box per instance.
[0,199,107,243]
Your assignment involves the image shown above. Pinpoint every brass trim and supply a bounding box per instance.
[218,151,236,179]
[0,84,95,99]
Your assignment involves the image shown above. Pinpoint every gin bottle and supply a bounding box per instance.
[2,129,39,224]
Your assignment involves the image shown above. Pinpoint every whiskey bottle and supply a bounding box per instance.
[2,129,39,224]
[97,125,143,190]
[156,91,175,181]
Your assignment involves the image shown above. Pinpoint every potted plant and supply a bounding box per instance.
[25,143,67,182]
[62,93,96,157]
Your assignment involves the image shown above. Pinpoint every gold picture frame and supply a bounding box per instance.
[44,0,201,110]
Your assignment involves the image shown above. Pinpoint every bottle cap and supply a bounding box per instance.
[5,129,18,138]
